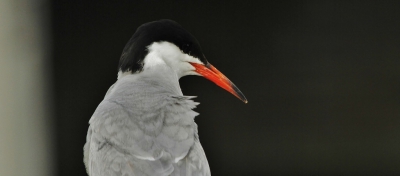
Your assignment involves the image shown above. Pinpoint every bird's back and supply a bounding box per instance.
[84,74,210,176]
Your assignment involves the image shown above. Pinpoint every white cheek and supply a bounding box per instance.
[161,47,180,60]
[146,41,204,78]
[183,55,202,64]
[143,52,166,69]
[177,62,199,77]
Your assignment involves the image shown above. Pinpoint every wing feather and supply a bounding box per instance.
[170,138,211,176]
[84,93,202,176]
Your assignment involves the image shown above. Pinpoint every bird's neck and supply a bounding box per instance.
[117,59,183,96]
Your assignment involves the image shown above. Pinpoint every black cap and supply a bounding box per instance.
[119,19,207,73]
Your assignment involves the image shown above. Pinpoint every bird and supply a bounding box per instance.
[84,19,247,176]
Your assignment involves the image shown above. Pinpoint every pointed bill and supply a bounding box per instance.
[190,63,248,103]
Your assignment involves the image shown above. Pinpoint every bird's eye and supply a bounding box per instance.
[182,43,191,53]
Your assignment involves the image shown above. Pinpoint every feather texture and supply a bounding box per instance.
[84,70,210,176]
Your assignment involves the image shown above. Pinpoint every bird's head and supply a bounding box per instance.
[118,19,247,103]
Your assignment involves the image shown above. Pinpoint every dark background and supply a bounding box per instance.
[52,1,400,175]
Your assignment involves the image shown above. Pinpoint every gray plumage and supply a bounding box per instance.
[84,59,211,176]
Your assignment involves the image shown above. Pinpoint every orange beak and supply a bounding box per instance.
[190,62,248,103]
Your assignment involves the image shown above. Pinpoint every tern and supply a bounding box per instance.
[84,19,247,176]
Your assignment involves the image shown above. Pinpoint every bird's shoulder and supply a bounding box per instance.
[86,83,200,166]
[89,93,199,128]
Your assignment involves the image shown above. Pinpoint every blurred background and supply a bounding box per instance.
[1,0,399,175]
